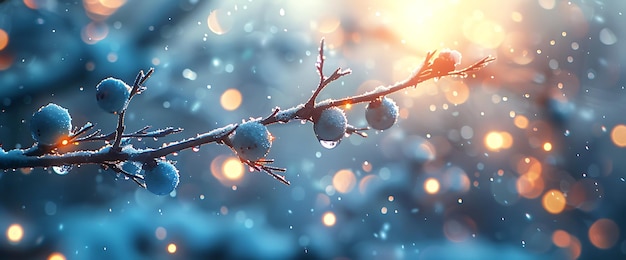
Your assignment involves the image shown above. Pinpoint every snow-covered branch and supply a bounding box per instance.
[0,39,494,194]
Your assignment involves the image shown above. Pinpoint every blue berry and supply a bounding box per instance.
[144,160,179,195]
[30,103,72,146]
[96,77,131,114]
[365,97,399,130]
[314,107,347,142]
[230,121,272,162]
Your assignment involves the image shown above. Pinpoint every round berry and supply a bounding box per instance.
[432,49,462,75]
[365,97,399,130]
[30,103,72,146]
[313,107,347,142]
[230,121,272,162]
[96,77,131,114]
[144,160,179,195]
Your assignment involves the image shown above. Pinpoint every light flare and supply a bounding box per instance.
[424,178,440,194]
[322,212,336,227]
[6,224,23,243]
[542,189,566,214]
[332,169,356,193]
[220,88,242,111]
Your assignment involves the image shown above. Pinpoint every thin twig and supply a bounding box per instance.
[0,43,494,187]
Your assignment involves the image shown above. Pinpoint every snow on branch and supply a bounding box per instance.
[0,39,494,195]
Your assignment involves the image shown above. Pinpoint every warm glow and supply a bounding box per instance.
[588,218,620,249]
[568,236,582,259]
[220,88,242,111]
[317,15,341,34]
[23,0,38,9]
[0,54,13,71]
[81,22,109,45]
[485,132,503,150]
[6,224,23,243]
[516,174,544,199]
[48,252,66,260]
[167,243,177,254]
[0,29,8,51]
[211,155,245,186]
[516,156,542,180]
[358,175,378,194]
[443,80,470,105]
[99,0,126,9]
[485,131,512,151]
[542,142,552,151]
[362,161,372,172]
[392,56,423,83]
[538,0,556,10]
[322,212,336,227]
[552,230,571,248]
[222,157,244,180]
[332,169,356,193]
[424,178,440,194]
[61,139,69,146]
[83,0,124,21]
[610,124,626,147]
[542,189,566,214]
[208,9,233,35]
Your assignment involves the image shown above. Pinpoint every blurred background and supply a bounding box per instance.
[0,0,624,259]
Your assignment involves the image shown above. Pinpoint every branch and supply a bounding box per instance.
[0,40,494,188]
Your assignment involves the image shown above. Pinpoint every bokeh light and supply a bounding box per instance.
[210,155,245,186]
[332,169,356,193]
[513,115,529,129]
[588,219,619,249]
[322,212,336,227]
[424,178,440,194]
[484,131,513,151]
[48,252,66,260]
[222,157,244,181]
[542,189,566,214]
[442,80,470,105]
[542,142,552,152]
[155,226,167,240]
[208,9,234,35]
[220,88,242,111]
[167,243,177,254]
[6,224,24,244]
[552,229,571,248]
[0,29,8,51]
[610,124,626,147]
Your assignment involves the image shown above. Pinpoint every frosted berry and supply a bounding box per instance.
[96,77,131,114]
[432,49,462,75]
[365,97,399,130]
[144,160,179,195]
[30,103,72,146]
[230,121,272,162]
[313,107,347,142]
